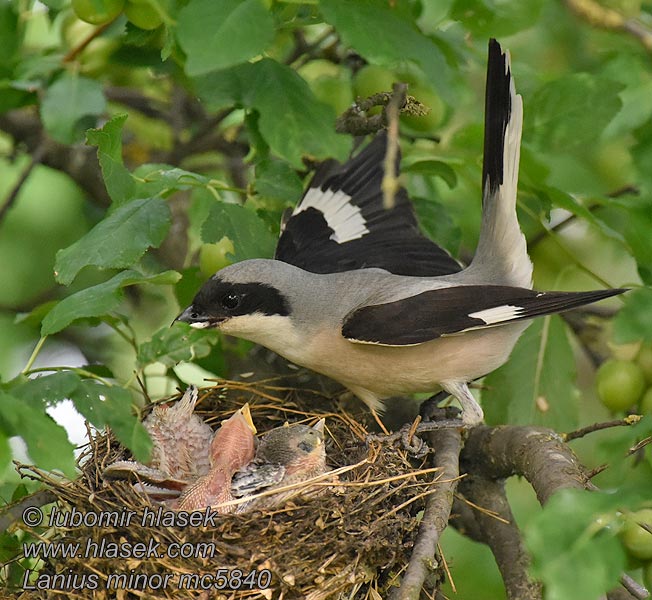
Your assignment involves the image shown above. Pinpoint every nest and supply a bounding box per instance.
[7,380,442,599]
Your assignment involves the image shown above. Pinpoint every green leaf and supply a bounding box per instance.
[0,430,10,478]
[450,0,544,37]
[86,114,136,206]
[404,160,458,189]
[41,270,181,335]
[614,287,652,344]
[528,74,624,152]
[15,371,79,407]
[483,316,578,429]
[596,195,652,284]
[255,158,304,203]
[525,183,625,246]
[201,202,276,261]
[526,488,626,600]
[41,72,106,144]
[132,164,213,199]
[0,3,21,64]
[319,0,452,99]
[0,391,76,477]
[54,197,171,285]
[412,196,461,256]
[178,0,274,76]
[13,373,151,463]
[137,325,218,368]
[70,382,151,463]
[196,59,350,166]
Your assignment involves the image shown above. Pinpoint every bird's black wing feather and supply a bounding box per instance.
[275,133,463,277]
[343,286,626,346]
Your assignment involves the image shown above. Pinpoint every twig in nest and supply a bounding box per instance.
[389,426,462,600]
[563,415,642,442]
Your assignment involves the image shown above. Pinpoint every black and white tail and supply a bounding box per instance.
[468,39,532,289]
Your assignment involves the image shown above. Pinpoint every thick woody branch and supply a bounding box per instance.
[456,476,542,600]
[461,425,593,505]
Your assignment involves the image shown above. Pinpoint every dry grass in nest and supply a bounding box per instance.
[6,380,443,599]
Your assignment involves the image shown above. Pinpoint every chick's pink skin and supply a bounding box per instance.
[145,386,214,479]
[103,386,213,495]
[175,406,256,512]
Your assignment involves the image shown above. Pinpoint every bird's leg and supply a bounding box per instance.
[441,380,484,426]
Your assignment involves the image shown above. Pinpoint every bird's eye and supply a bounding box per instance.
[221,293,241,310]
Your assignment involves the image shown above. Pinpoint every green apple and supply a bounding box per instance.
[199,237,235,278]
[125,0,163,30]
[311,76,354,115]
[621,510,652,560]
[596,359,646,412]
[353,64,397,98]
[72,0,125,25]
[298,59,342,82]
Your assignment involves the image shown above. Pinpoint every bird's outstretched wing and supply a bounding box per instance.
[342,286,626,346]
[275,133,462,277]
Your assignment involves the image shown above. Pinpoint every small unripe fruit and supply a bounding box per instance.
[125,0,162,30]
[620,510,652,560]
[596,359,646,412]
[353,64,397,98]
[199,238,235,278]
[72,0,124,25]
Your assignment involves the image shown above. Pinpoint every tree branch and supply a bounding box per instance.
[461,425,593,505]
[0,109,110,207]
[0,140,47,225]
[457,476,542,600]
[390,424,462,600]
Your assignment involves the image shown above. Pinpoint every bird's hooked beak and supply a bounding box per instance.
[174,306,226,329]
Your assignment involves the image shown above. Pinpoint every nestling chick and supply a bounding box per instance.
[231,419,327,511]
[174,403,257,512]
[103,385,213,497]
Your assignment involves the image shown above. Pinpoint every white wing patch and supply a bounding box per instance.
[296,187,369,243]
[468,304,523,325]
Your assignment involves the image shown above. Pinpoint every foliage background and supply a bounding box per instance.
[1,0,652,598]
